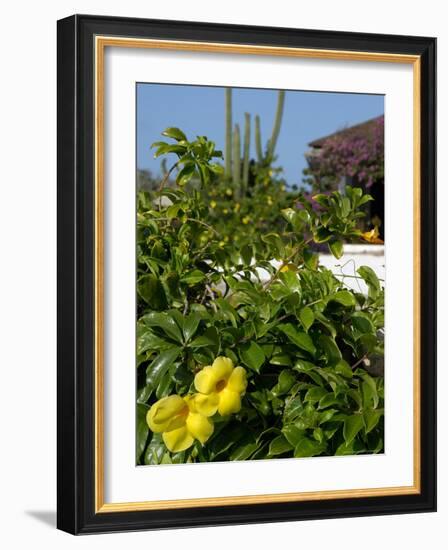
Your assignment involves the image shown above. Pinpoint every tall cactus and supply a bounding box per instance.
[255,115,263,163]
[232,124,241,187]
[267,90,285,160]
[225,88,233,178]
[242,113,251,191]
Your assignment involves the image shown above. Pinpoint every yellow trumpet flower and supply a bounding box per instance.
[361,226,384,244]
[194,357,247,416]
[147,394,214,453]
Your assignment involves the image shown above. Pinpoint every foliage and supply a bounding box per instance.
[136,128,385,465]
[304,115,384,192]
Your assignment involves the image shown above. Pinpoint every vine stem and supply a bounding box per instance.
[350,353,368,370]
[263,238,313,290]
[157,161,179,209]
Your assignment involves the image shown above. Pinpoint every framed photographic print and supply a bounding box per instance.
[57,14,436,534]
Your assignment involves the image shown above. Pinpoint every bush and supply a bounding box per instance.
[136,128,384,465]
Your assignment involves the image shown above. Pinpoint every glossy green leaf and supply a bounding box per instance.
[352,311,375,334]
[145,347,181,389]
[240,341,265,373]
[268,435,294,456]
[162,127,187,141]
[294,437,325,458]
[137,275,167,310]
[328,239,344,259]
[140,311,183,343]
[136,403,149,463]
[182,314,200,342]
[343,414,364,445]
[176,163,196,186]
[318,334,342,365]
[357,265,381,299]
[299,306,315,332]
[328,290,356,307]
[279,324,316,355]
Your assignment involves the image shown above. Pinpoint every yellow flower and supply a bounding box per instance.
[194,357,247,416]
[147,394,214,453]
[280,263,298,273]
[234,203,241,212]
[361,226,384,244]
[225,188,233,197]
[210,200,217,209]
[223,208,229,214]
[242,216,250,225]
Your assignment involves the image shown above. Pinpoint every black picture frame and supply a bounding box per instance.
[57,14,436,534]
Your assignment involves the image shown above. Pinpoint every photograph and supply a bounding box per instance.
[136,84,386,465]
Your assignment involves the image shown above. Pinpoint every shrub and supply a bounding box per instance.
[136,128,384,465]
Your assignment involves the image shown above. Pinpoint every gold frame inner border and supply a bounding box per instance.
[94,36,421,513]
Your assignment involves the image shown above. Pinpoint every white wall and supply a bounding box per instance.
[0,1,444,548]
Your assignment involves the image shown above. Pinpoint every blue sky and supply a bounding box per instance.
[137,84,384,186]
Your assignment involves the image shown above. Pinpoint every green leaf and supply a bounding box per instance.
[176,163,196,186]
[314,312,337,338]
[318,334,342,365]
[248,390,271,416]
[304,386,327,404]
[279,271,302,295]
[364,409,383,433]
[334,359,353,378]
[145,347,181,389]
[137,275,167,310]
[328,239,344,259]
[155,368,175,399]
[240,341,265,373]
[314,226,332,243]
[299,306,315,332]
[162,127,187,141]
[136,403,149,463]
[181,269,206,285]
[268,435,294,456]
[282,425,306,447]
[230,440,258,461]
[361,374,379,408]
[312,194,330,206]
[303,248,318,270]
[328,290,356,307]
[137,330,171,355]
[140,312,183,343]
[281,208,298,226]
[352,311,375,334]
[208,423,252,461]
[357,266,381,299]
[294,437,325,458]
[278,324,316,355]
[272,369,296,396]
[340,196,351,218]
[144,433,166,465]
[183,314,200,342]
[283,396,303,423]
[343,414,364,445]
[190,326,219,350]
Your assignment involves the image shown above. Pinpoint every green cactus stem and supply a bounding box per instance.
[255,115,263,162]
[267,90,285,160]
[232,124,241,187]
[242,113,251,191]
[225,88,233,177]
